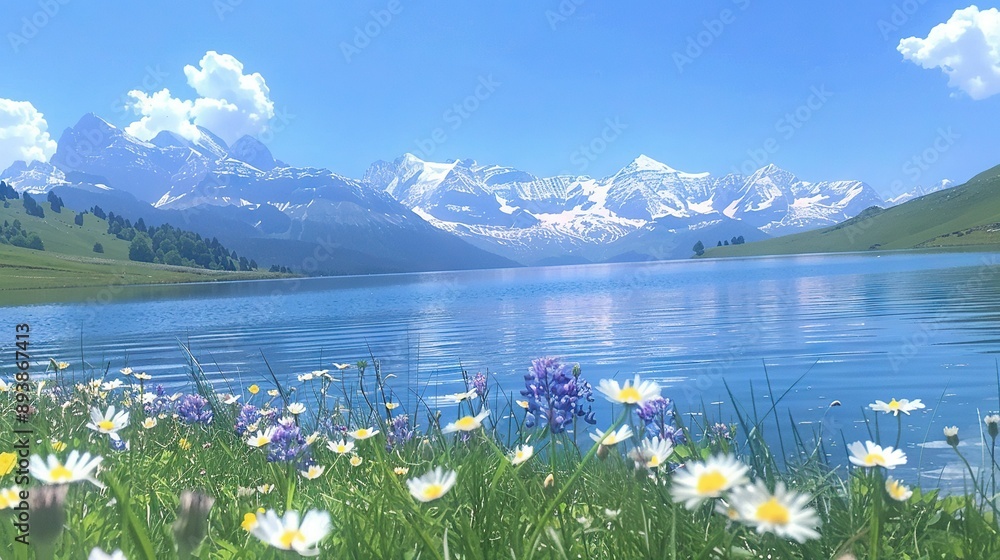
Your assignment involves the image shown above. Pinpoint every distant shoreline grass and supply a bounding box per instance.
[1,353,998,559]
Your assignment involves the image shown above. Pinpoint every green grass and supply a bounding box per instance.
[0,356,998,559]
[704,164,1000,259]
[0,202,287,292]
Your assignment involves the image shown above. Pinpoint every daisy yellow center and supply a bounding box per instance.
[422,484,445,500]
[864,452,885,466]
[279,529,305,548]
[98,420,115,431]
[618,386,641,403]
[696,470,728,494]
[755,498,790,525]
[888,399,900,410]
[356,429,370,437]
[648,456,662,467]
[50,464,73,482]
[337,445,347,453]
[454,417,477,430]
[888,481,906,499]
[516,451,526,460]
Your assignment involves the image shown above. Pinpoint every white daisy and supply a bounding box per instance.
[100,379,124,392]
[300,465,325,480]
[589,425,634,446]
[597,375,661,406]
[509,445,534,466]
[250,509,331,556]
[326,439,355,454]
[445,389,479,403]
[133,372,152,381]
[847,441,907,469]
[869,398,925,416]
[729,480,821,543]
[247,427,278,448]
[287,403,306,415]
[670,455,750,510]
[141,418,157,429]
[885,477,912,501]
[332,363,352,370]
[346,427,379,440]
[86,405,129,440]
[630,436,674,469]
[89,548,127,560]
[407,467,458,503]
[29,451,104,488]
[442,409,490,434]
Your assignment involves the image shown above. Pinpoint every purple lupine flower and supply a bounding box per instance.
[266,423,310,465]
[635,396,685,444]
[471,372,488,400]
[386,414,414,450]
[176,394,213,425]
[234,404,261,436]
[520,357,596,434]
[144,385,174,418]
[709,422,733,441]
[110,437,128,452]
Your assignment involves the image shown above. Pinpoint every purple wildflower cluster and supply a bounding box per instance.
[234,404,262,436]
[471,372,488,400]
[317,417,348,440]
[386,414,414,450]
[636,396,685,444]
[176,394,213,425]
[143,385,174,418]
[520,357,596,434]
[709,422,734,441]
[266,423,310,465]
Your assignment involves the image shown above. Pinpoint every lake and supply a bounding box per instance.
[3,251,1000,485]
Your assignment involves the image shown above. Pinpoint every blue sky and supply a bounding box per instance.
[1,0,998,198]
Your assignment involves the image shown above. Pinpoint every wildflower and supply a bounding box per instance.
[241,512,259,531]
[120,367,133,376]
[0,452,16,476]
[248,384,260,395]
[729,481,821,543]
[442,409,490,434]
[51,440,67,452]
[258,484,274,494]
[178,438,192,451]
[394,467,409,476]
[51,359,70,371]
[671,455,750,510]
[332,362,351,370]
[630,436,674,469]
[521,357,596,434]
[297,373,315,382]
[267,424,310,464]
[445,389,479,403]
[885,477,912,501]
[0,486,22,509]
[590,425,634,446]
[28,451,104,488]
[544,473,555,488]
[89,549,127,560]
[288,403,306,415]
[110,438,129,452]
[248,427,278,448]
[509,445,534,466]
[597,374,661,406]
[471,372,488,399]
[347,427,379,440]
[221,394,240,405]
[407,467,457,503]
[714,499,741,521]
[176,394,213,425]
[134,372,152,381]
[327,439,355,454]
[100,379,124,392]
[869,398,925,416]
[86,405,130,440]
[0,379,8,392]
[515,400,529,409]
[350,455,363,467]
[943,426,960,447]
[301,465,326,479]
[268,389,280,397]
[235,404,262,436]
[250,509,332,556]
[305,432,321,446]
[386,414,415,449]
[385,402,400,410]
[986,414,1000,438]
[173,490,214,558]
[847,441,907,469]
[710,423,734,441]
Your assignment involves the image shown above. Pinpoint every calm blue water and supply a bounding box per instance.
[3,251,1000,485]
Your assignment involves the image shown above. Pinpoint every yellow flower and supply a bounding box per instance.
[885,477,913,501]
[407,467,457,502]
[509,445,534,466]
[350,455,363,467]
[441,410,490,434]
[241,512,258,532]
[51,441,67,452]
[178,438,192,451]
[0,487,22,510]
[0,453,16,477]
[248,384,260,395]
[394,467,409,476]
[142,418,157,429]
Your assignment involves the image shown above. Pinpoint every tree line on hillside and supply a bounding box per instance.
[0,218,44,250]
[693,236,748,256]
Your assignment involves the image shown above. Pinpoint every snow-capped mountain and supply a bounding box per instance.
[885,180,954,206]
[1,114,515,275]
[364,154,886,263]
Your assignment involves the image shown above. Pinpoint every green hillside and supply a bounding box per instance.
[703,164,1000,258]
[0,197,286,292]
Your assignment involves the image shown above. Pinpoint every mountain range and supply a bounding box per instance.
[0,113,954,272]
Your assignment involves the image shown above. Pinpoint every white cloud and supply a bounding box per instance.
[0,98,57,171]
[898,6,1000,100]
[125,51,275,145]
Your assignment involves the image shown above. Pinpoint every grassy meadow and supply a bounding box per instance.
[0,354,998,559]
